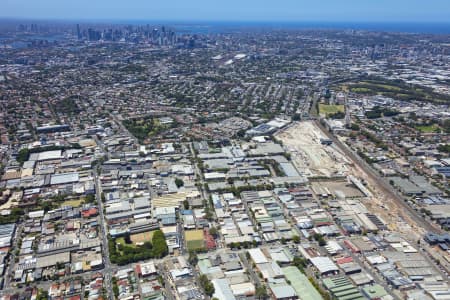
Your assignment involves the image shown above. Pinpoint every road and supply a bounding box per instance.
[93,135,110,161]
[94,168,114,300]
[347,250,400,300]
[311,119,450,280]
[239,252,263,288]
[91,111,142,299]
[307,181,399,298]
[0,161,115,297]
[2,224,23,290]
[158,261,176,300]
[1,113,145,297]
[188,141,231,248]
[0,267,110,295]
[111,113,139,145]
[188,142,209,202]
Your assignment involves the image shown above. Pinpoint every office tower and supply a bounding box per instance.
[76,24,81,40]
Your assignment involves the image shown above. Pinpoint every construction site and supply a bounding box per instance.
[277,121,430,241]
[275,121,350,178]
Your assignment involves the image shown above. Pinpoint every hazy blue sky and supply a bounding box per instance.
[2,0,450,22]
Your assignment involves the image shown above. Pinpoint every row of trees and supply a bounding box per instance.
[209,183,274,197]
[328,111,345,119]
[122,116,166,142]
[365,106,399,119]
[0,207,24,225]
[437,144,450,154]
[291,255,331,300]
[227,240,258,249]
[349,76,450,104]
[199,274,215,297]
[360,130,388,150]
[313,233,327,246]
[109,238,153,265]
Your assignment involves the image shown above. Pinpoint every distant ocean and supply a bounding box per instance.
[117,20,450,35]
[1,18,449,35]
[166,21,450,35]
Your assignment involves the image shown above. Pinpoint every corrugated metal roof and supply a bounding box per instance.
[282,266,322,300]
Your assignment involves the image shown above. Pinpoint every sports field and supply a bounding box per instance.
[415,124,440,133]
[185,229,205,250]
[318,104,344,116]
[61,199,83,207]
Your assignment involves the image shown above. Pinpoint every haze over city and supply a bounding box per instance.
[2,0,450,23]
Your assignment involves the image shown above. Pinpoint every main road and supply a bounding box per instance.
[94,168,114,300]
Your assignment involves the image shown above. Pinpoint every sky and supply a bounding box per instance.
[1,0,450,23]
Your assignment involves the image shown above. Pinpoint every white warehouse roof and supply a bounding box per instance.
[247,248,268,264]
[50,172,79,185]
[310,256,339,274]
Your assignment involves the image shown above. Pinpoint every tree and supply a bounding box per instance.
[349,123,360,131]
[56,261,65,269]
[199,274,215,297]
[437,144,450,154]
[17,148,30,165]
[85,194,95,203]
[175,178,184,188]
[183,199,190,210]
[313,233,326,246]
[443,119,450,133]
[292,235,300,244]
[329,111,345,119]
[112,277,119,298]
[209,226,218,237]
[151,229,168,258]
[36,289,49,300]
[255,286,268,300]
[188,250,198,265]
[293,256,308,272]
[124,232,132,244]
[0,207,24,225]
[205,208,214,221]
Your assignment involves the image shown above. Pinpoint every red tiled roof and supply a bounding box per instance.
[204,229,216,250]
[336,256,353,264]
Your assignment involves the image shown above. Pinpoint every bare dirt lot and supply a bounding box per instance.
[275,121,349,177]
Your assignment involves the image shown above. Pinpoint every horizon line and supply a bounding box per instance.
[1,17,450,25]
